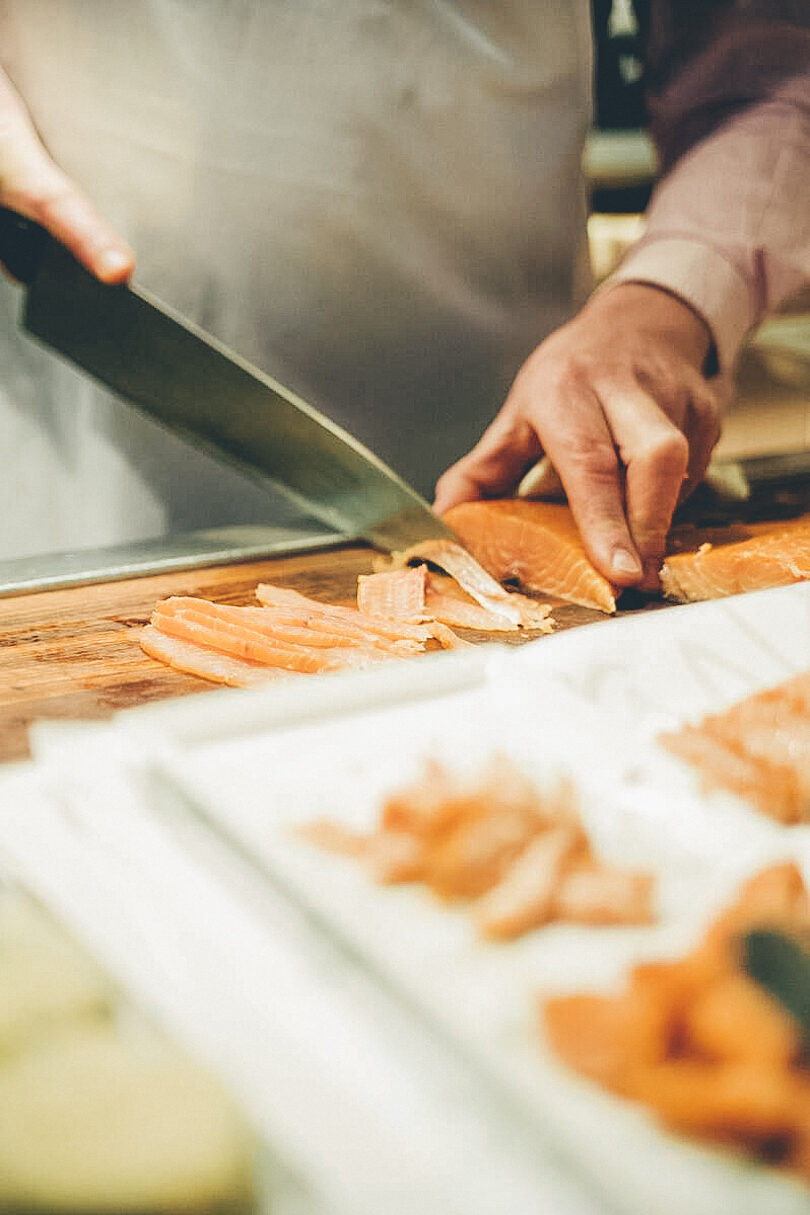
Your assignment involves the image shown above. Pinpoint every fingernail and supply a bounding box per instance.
[97,247,132,281]
[611,548,642,578]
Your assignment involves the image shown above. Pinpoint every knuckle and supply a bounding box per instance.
[638,429,689,477]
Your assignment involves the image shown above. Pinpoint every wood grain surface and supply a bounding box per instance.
[0,543,617,764]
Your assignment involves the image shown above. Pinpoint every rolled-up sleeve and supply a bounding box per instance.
[607,12,810,375]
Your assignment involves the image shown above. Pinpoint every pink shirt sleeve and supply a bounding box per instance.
[609,75,810,375]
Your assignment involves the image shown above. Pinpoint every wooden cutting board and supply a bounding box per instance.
[0,543,618,764]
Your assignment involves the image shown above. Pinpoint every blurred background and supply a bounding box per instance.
[587,0,810,467]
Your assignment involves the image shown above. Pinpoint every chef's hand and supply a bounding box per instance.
[0,67,133,283]
[433,283,721,592]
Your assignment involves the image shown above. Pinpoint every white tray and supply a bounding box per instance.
[155,583,810,1215]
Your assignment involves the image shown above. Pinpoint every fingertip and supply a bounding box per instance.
[37,192,134,283]
[95,245,135,284]
[609,545,643,585]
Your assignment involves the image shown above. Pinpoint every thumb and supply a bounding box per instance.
[0,71,133,283]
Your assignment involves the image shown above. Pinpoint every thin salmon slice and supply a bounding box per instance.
[151,604,394,674]
[255,583,433,643]
[661,514,810,602]
[553,863,655,925]
[139,625,296,688]
[475,824,584,940]
[357,565,428,622]
[156,596,421,655]
[659,670,810,823]
[302,758,653,939]
[355,567,488,648]
[391,536,556,627]
[441,500,617,614]
[424,584,552,633]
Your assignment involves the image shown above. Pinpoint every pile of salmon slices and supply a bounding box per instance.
[302,757,654,940]
[543,862,810,1182]
[140,546,555,688]
[660,669,810,824]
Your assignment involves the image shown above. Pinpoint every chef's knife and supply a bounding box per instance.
[0,207,453,552]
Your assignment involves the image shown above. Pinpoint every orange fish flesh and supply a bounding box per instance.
[661,514,810,602]
[441,500,617,614]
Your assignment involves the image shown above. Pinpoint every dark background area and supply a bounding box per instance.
[590,0,653,212]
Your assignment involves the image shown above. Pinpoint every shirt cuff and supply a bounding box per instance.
[607,237,757,375]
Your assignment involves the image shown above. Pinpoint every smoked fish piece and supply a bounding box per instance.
[542,864,810,1180]
[254,582,433,644]
[661,514,810,602]
[390,536,556,628]
[441,500,617,614]
[659,670,810,824]
[139,625,295,688]
[357,565,428,622]
[302,758,652,939]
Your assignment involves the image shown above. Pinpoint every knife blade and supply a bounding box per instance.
[0,207,453,552]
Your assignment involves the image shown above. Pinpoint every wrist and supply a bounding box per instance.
[586,282,714,369]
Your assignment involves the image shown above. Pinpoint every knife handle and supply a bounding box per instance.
[0,206,49,285]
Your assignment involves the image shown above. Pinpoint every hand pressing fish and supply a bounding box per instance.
[422,500,810,613]
[300,757,654,940]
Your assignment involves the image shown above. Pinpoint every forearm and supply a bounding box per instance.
[609,75,810,374]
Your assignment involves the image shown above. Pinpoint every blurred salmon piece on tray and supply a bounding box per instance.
[660,669,810,824]
[543,863,810,1185]
[300,757,654,940]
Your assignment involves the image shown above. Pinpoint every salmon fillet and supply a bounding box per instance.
[441,500,617,614]
[661,514,810,602]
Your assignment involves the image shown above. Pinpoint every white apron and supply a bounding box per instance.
[0,0,592,558]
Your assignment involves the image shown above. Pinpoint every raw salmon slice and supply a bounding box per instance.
[357,565,428,622]
[151,601,396,674]
[391,537,556,628]
[255,583,433,643]
[156,596,420,655]
[659,670,810,823]
[553,863,655,925]
[302,757,653,940]
[424,584,552,633]
[475,824,584,940]
[441,500,617,614]
[661,514,810,602]
[139,625,296,688]
[356,566,511,643]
